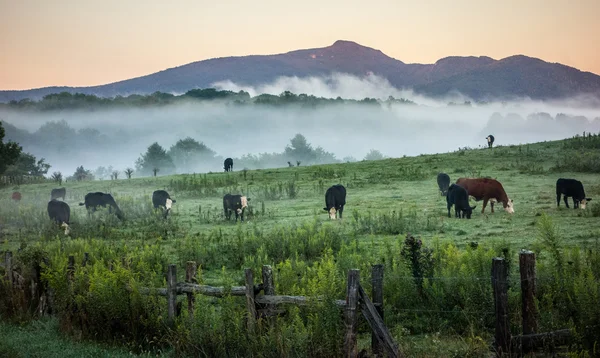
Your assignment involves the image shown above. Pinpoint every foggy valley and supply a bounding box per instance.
[1,74,600,177]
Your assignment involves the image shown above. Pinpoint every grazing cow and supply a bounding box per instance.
[223,194,250,222]
[446,184,476,219]
[456,177,514,214]
[152,190,176,217]
[287,161,294,167]
[437,173,451,196]
[323,184,346,220]
[224,158,233,172]
[48,199,71,235]
[556,178,592,209]
[51,187,66,200]
[486,135,495,149]
[11,191,21,202]
[79,192,124,220]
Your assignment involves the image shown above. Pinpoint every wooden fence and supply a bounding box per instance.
[1,250,579,357]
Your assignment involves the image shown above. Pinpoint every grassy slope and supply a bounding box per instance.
[1,139,598,255]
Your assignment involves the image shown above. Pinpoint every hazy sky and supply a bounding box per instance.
[1,0,598,90]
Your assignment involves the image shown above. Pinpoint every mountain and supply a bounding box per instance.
[2,40,600,102]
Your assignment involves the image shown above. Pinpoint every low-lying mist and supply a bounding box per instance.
[1,73,600,177]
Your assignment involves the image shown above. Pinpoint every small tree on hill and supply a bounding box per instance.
[135,142,175,176]
[4,152,51,177]
[51,171,63,185]
[111,170,119,180]
[284,134,317,164]
[168,137,216,173]
[124,168,134,179]
[71,166,94,181]
[364,149,385,161]
[0,122,22,176]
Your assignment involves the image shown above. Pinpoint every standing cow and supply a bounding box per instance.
[456,178,514,214]
[48,199,71,234]
[486,135,495,149]
[446,184,476,219]
[51,187,66,200]
[437,173,451,196]
[324,184,346,220]
[152,190,176,217]
[223,194,250,222]
[224,158,233,172]
[79,192,124,220]
[556,178,592,209]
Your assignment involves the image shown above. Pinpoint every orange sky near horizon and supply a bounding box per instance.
[1,0,599,90]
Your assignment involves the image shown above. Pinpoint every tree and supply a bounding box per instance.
[135,142,175,176]
[51,171,63,185]
[4,152,51,177]
[168,137,216,173]
[111,171,119,180]
[70,166,94,181]
[364,149,385,161]
[0,122,22,176]
[124,168,134,179]
[284,134,317,164]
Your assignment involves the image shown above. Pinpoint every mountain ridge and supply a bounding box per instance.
[2,40,600,102]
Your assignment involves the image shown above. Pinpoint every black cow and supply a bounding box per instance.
[446,184,476,219]
[556,178,592,209]
[152,190,176,217]
[48,199,71,234]
[323,184,346,220]
[437,173,451,196]
[486,134,495,149]
[224,158,233,172]
[79,192,124,220]
[51,187,66,200]
[223,194,250,222]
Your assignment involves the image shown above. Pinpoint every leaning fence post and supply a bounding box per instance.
[245,268,257,333]
[492,257,511,356]
[519,250,538,352]
[4,251,13,284]
[167,264,177,326]
[344,269,360,358]
[262,265,275,316]
[185,261,197,318]
[371,264,384,357]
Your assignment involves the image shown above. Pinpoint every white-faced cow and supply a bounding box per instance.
[48,199,71,235]
[152,190,176,217]
[556,178,592,209]
[224,158,233,172]
[51,187,66,201]
[79,192,124,220]
[456,177,514,214]
[223,194,250,222]
[446,184,476,219]
[324,184,346,220]
[486,134,495,149]
[437,173,451,196]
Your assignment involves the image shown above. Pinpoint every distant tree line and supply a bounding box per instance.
[0,89,417,111]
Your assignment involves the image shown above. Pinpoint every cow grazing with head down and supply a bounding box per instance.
[456,177,514,214]
[152,190,176,217]
[486,135,495,148]
[11,191,21,202]
[51,187,66,201]
[324,184,346,220]
[437,173,451,196]
[446,184,476,219]
[224,158,233,172]
[79,192,124,220]
[48,199,71,235]
[556,178,592,209]
[223,194,250,222]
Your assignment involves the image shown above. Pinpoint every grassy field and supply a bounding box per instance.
[1,136,600,357]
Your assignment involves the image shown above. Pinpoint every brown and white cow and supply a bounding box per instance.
[455,177,514,214]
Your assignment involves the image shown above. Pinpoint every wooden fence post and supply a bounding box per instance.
[4,251,12,284]
[492,257,511,356]
[519,250,538,352]
[167,264,177,326]
[262,265,275,316]
[344,269,360,358]
[371,264,384,357]
[245,268,257,333]
[82,253,89,267]
[67,255,75,285]
[185,261,197,318]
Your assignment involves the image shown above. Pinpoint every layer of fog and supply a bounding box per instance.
[1,73,599,176]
